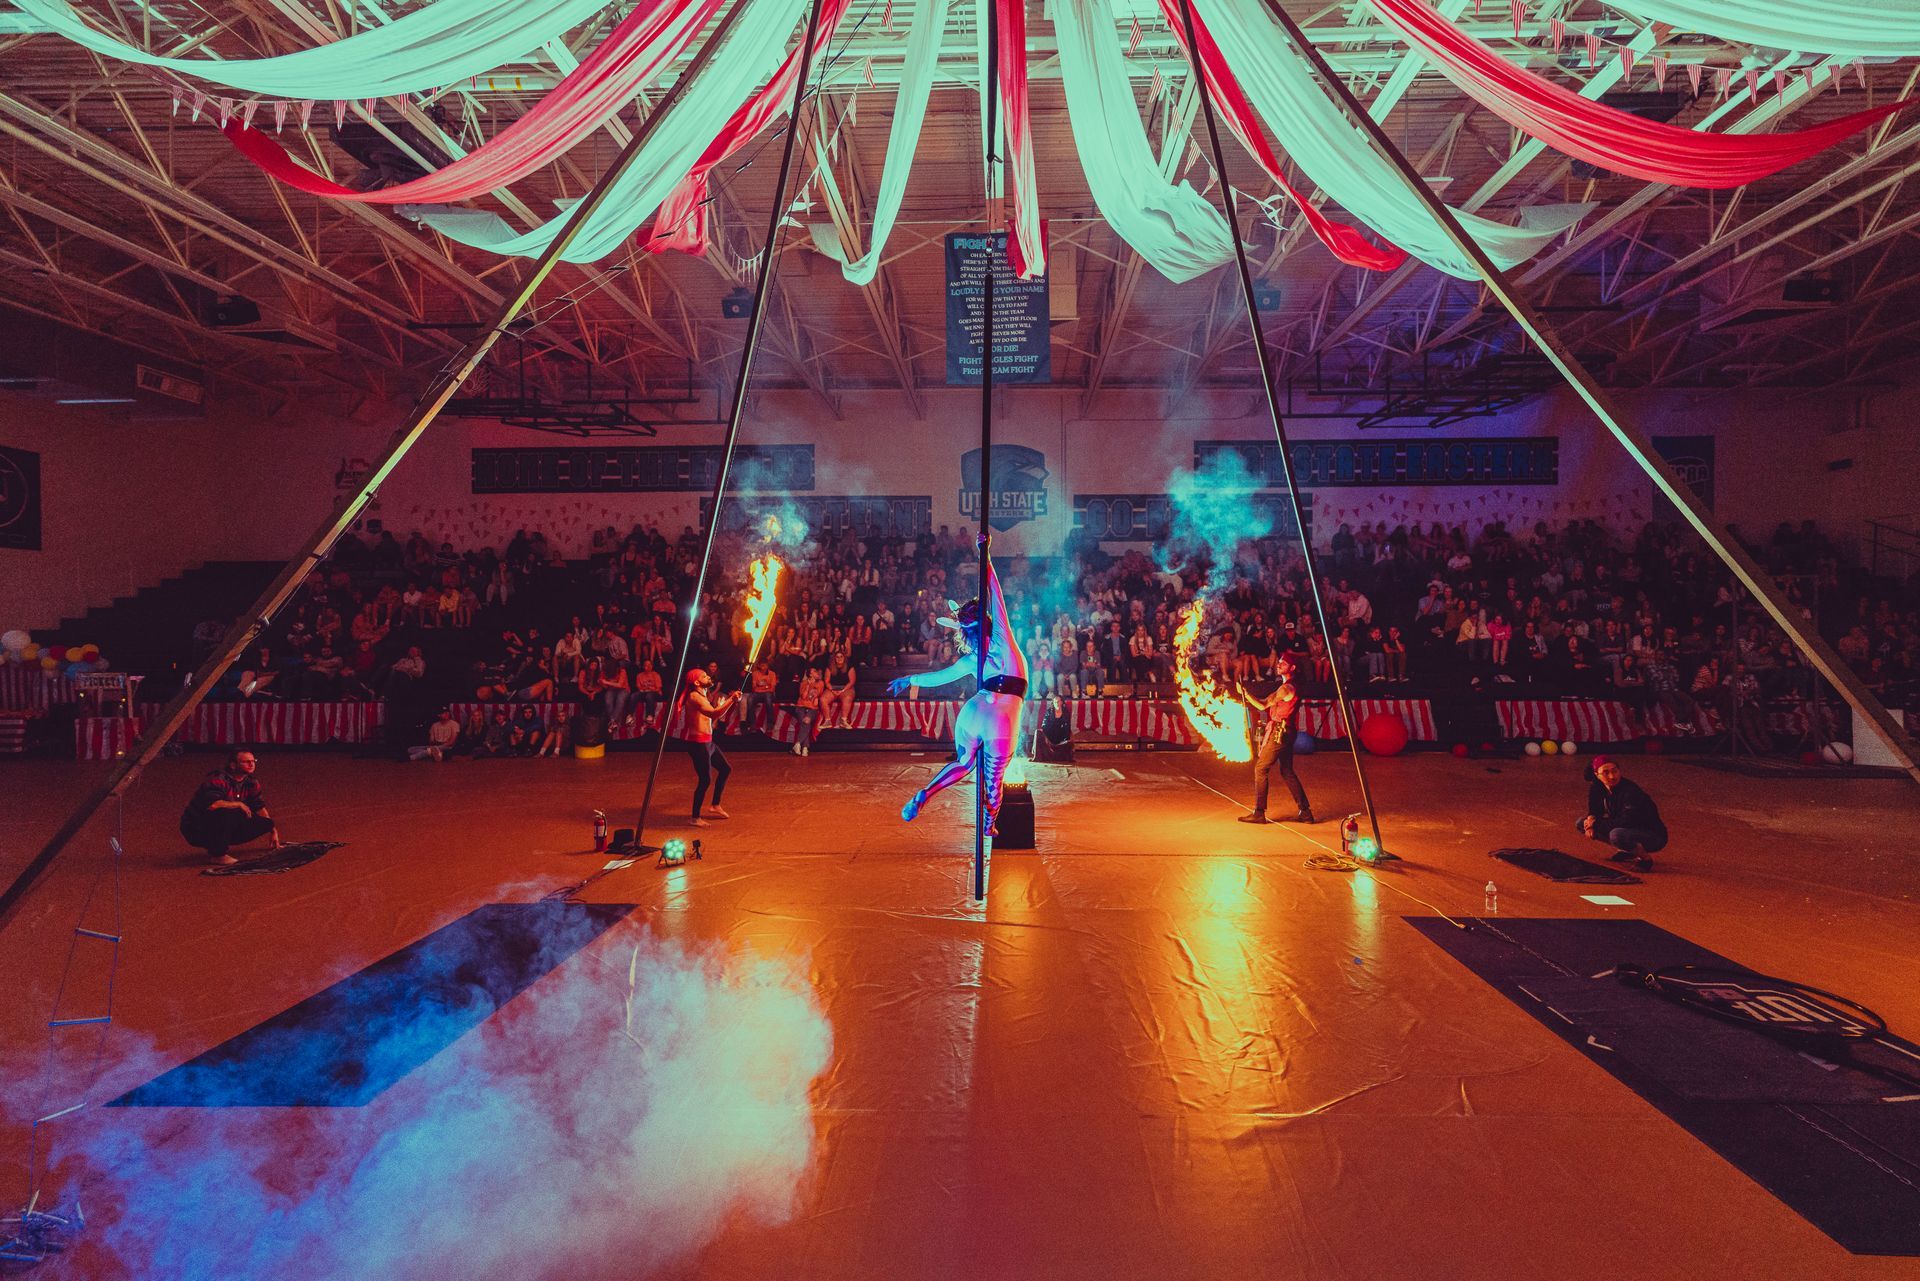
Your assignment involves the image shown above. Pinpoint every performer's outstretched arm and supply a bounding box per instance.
[980,536,1015,656]
[889,657,974,696]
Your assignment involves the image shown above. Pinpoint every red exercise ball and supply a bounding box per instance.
[1644,738,1665,755]
[1359,712,1409,757]
[1451,743,1470,758]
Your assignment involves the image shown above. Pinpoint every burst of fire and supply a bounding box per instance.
[1172,598,1252,762]
[742,554,784,665]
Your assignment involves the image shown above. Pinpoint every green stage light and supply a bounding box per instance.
[660,838,690,866]
[1351,837,1381,864]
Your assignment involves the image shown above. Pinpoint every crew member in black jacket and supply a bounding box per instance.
[1577,755,1667,871]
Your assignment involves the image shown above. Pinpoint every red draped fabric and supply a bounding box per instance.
[1369,0,1917,188]
[994,0,1045,278]
[644,0,856,255]
[1157,0,1407,272]
[219,0,724,203]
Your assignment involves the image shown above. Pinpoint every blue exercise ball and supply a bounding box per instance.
[1293,730,1316,754]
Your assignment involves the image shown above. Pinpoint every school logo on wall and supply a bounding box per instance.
[1652,435,1715,513]
[960,445,1050,531]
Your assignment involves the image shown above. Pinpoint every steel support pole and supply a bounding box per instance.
[0,0,762,936]
[1253,0,1920,784]
[972,0,1001,903]
[1172,0,1388,848]
[631,0,830,845]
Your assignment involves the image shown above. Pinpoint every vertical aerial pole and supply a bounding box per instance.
[973,0,1002,902]
[0,0,761,936]
[1252,0,1919,784]
[633,0,831,844]
[1170,0,1387,849]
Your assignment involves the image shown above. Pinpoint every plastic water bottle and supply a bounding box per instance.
[1483,880,1499,915]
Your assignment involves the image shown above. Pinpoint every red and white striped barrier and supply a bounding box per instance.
[0,711,29,755]
[0,668,76,711]
[74,701,387,759]
[1494,699,1639,744]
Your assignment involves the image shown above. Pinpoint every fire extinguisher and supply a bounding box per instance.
[593,809,608,852]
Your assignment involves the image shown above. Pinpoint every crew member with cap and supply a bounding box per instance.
[1577,755,1667,871]
[680,668,741,826]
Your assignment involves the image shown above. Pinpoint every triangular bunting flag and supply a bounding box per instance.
[1649,55,1666,90]
[1715,67,1731,97]
[862,57,876,88]
[387,96,407,116]
[846,92,857,127]
[1549,19,1563,51]
[216,97,232,127]
[1583,33,1599,67]
[881,0,893,30]
[169,86,181,117]
[1129,17,1143,55]
[1473,0,1481,15]
[1510,0,1523,39]
[299,99,315,129]
[361,98,375,119]
[333,100,347,127]
[1800,67,1816,94]
[273,100,288,131]
[1744,68,1760,99]
[1150,65,1164,100]
[241,98,259,130]
[190,90,205,122]
[1771,70,1785,96]
[1854,59,1867,89]
[1620,48,1635,80]
[1685,63,1702,95]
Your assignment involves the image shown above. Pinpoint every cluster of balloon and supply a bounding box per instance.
[1522,740,1580,757]
[0,630,106,675]
[1821,742,1855,765]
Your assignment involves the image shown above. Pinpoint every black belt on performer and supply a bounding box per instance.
[983,675,1028,697]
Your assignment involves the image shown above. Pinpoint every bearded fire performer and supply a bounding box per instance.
[890,533,1027,831]
[1236,650,1315,825]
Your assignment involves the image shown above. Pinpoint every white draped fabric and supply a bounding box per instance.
[9,0,612,99]
[1197,0,1592,278]
[811,0,951,285]
[1616,0,1920,58]
[1054,0,1232,283]
[403,0,807,263]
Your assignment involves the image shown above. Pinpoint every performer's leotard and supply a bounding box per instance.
[895,549,1028,828]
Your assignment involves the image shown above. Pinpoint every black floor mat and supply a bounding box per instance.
[200,840,344,876]
[1491,846,1640,883]
[1409,916,1920,1256]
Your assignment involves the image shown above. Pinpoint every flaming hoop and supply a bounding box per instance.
[1172,599,1252,762]
[742,554,784,666]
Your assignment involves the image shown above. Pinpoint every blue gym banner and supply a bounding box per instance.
[471,445,814,494]
[945,231,1050,385]
[1198,438,1559,487]
[1074,491,1311,543]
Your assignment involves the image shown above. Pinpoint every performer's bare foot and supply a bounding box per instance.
[901,790,927,822]
[690,817,711,828]
[209,853,239,866]
[705,807,730,820]
[1237,813,1271,825]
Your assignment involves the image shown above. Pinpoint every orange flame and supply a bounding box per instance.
[742,554,784,665]
[1173,599,1251,762]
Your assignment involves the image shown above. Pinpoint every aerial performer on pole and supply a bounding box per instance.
[891,532,1027,832]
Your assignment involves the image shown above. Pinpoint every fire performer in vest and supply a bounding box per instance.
[1236,651,1315,825]
[680,668,741,827]
[890,533,1027,832]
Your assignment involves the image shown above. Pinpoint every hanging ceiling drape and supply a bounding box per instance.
[10,0,612,99]
[809,0,950,285]
[1193,0,1592,279]
[1614,0,1920,59]
[219,0,726,204]
[1053,0,1230,282]
[645,0,856,257]
[994,0,1046,278]
[402,0,808,263]
[1370,0,1916,189]
[1156,0,1405,271]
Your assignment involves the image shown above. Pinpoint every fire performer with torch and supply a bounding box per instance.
[680,552,783,826]
[1235,650,1315,826]
[890,532,1027,833]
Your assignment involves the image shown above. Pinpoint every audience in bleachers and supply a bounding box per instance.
[217,509,1918,757]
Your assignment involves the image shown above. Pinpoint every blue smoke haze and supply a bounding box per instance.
[18,926,831,1280]
[1161,450,1273,589]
